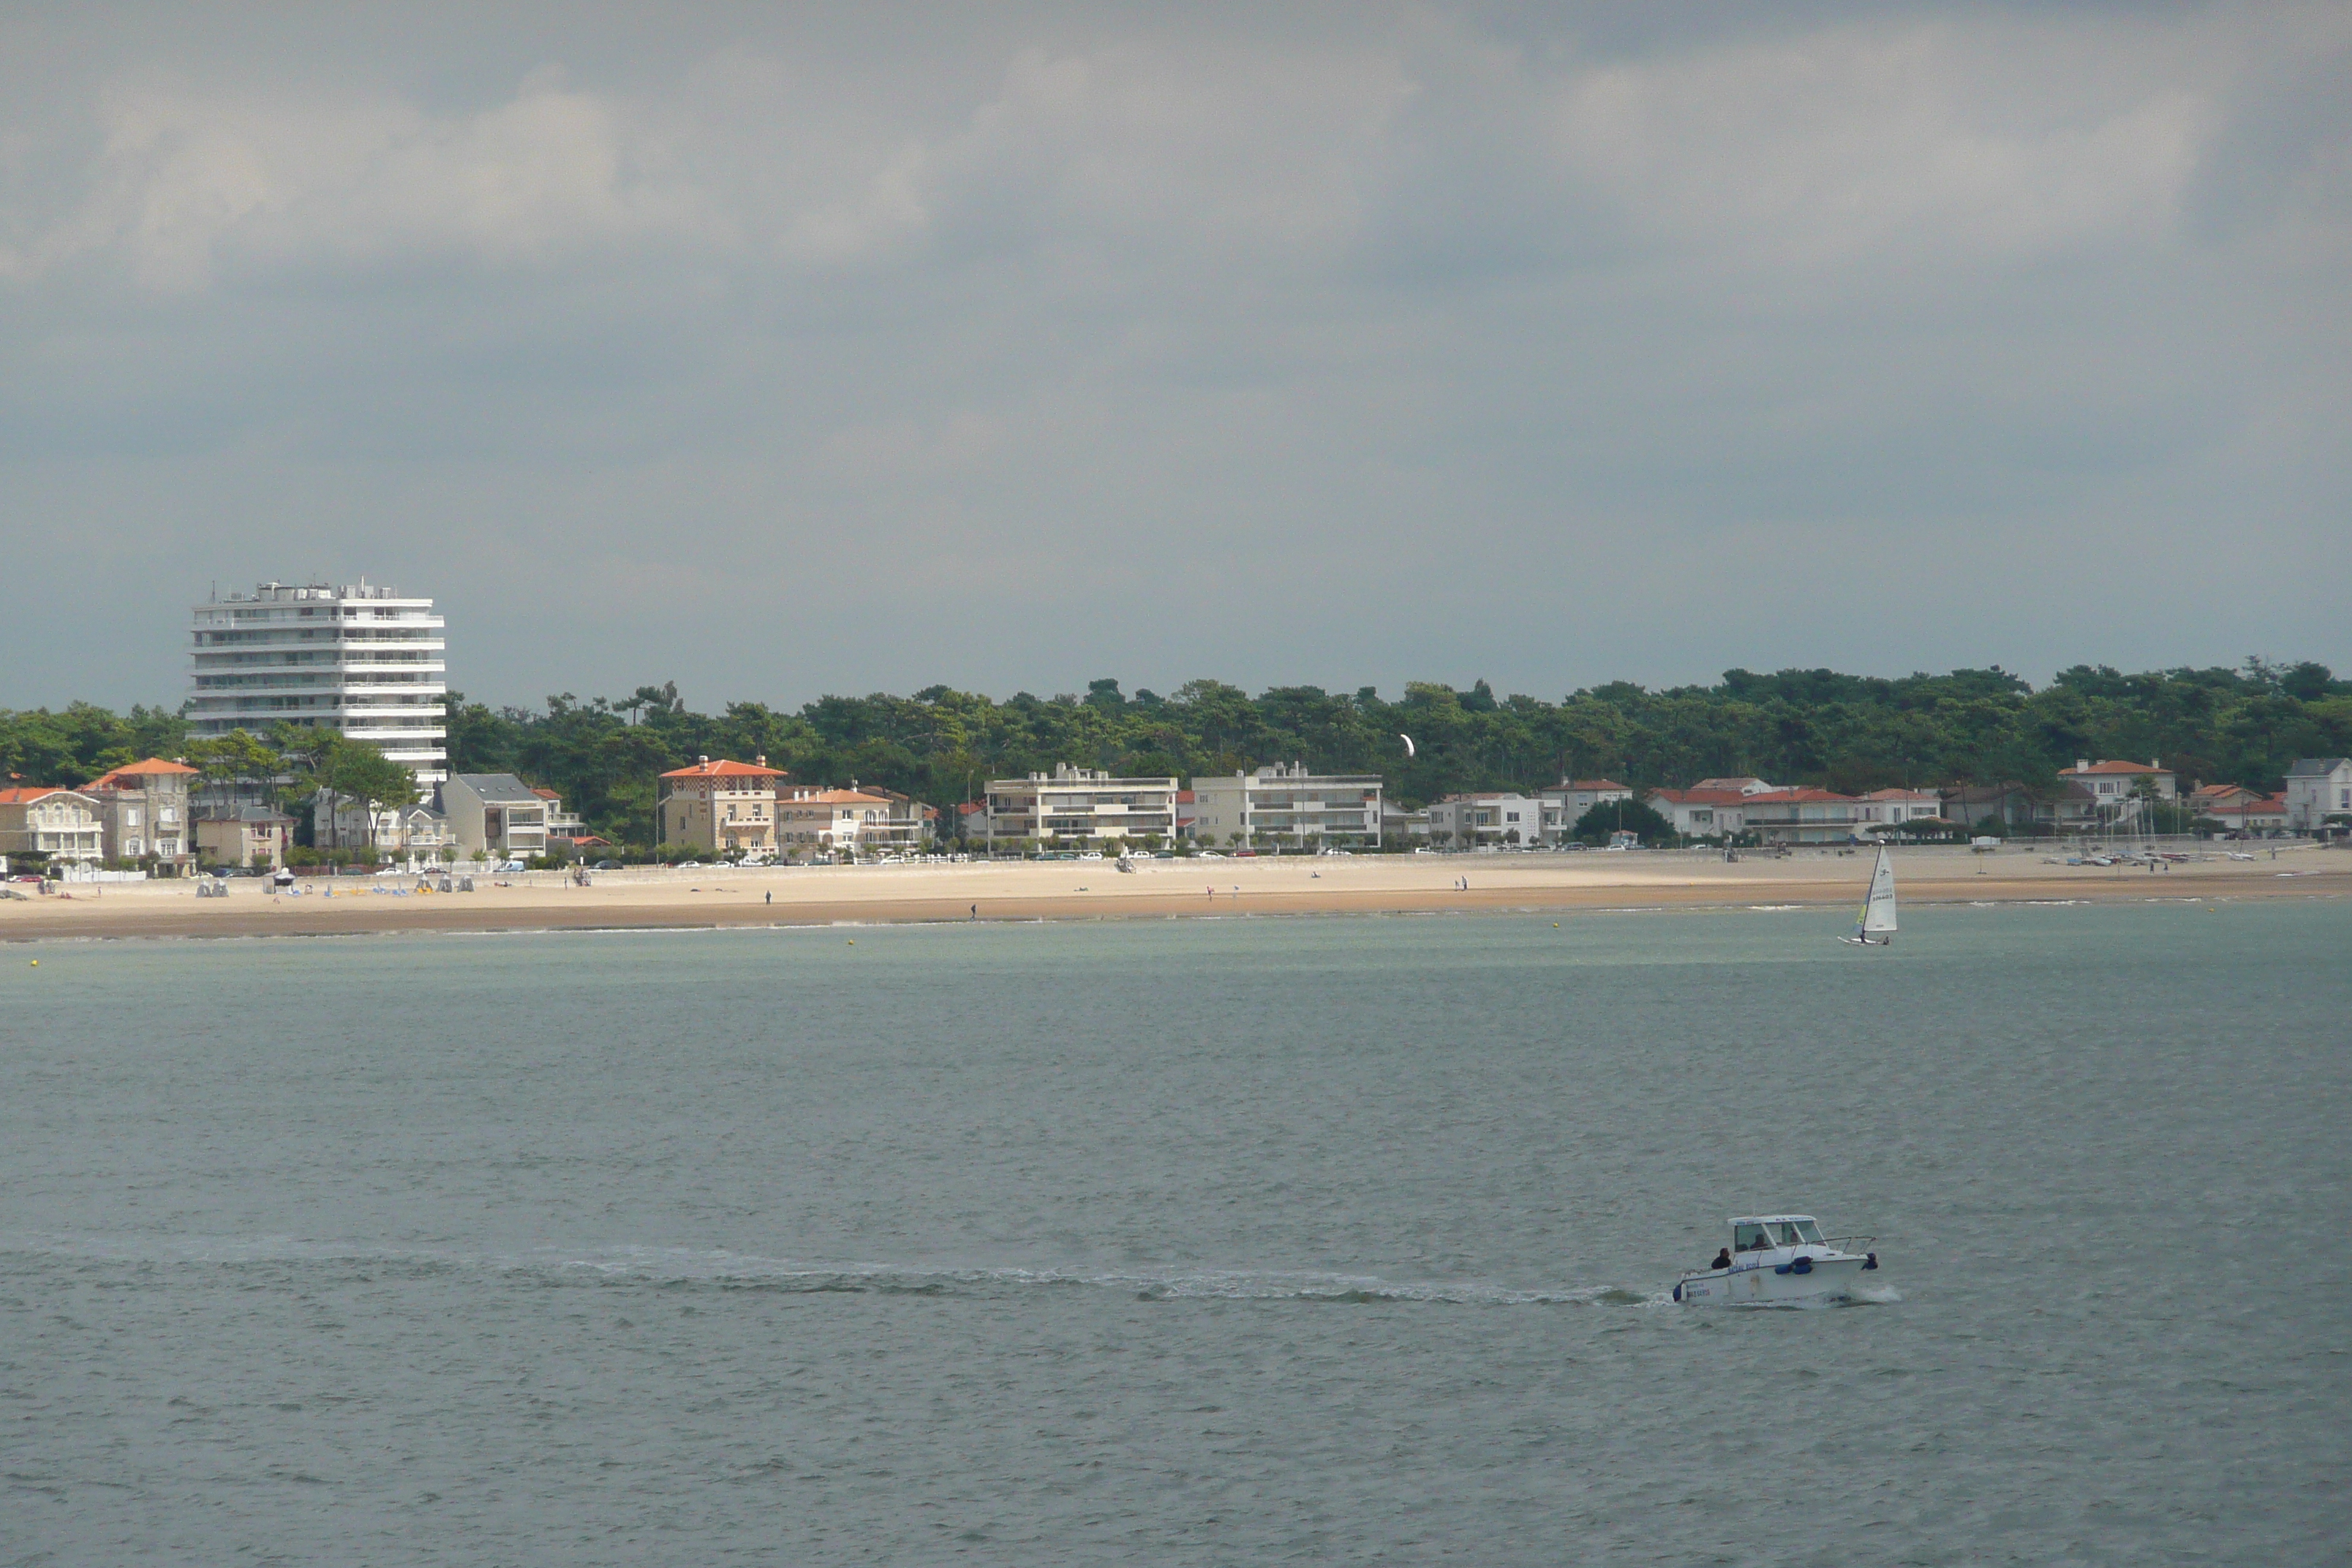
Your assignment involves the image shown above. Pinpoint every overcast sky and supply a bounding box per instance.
[3,1,2345,712]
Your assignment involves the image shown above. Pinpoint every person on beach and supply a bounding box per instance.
[970,903,978,919]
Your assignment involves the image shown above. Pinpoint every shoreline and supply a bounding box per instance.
[5,847,2341,943]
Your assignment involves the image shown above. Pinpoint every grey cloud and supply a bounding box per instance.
[1,2,2346,712]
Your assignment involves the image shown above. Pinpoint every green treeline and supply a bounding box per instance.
[5,662,2346,847]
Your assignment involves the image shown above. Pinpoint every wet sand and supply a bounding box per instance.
[5,845,2341,941]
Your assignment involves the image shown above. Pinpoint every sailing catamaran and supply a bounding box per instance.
[1842,845,1896,946]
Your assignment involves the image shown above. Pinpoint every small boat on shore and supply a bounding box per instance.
[1673,1214,1880,1305]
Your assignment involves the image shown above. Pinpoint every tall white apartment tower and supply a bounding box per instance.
[188,580,449,785]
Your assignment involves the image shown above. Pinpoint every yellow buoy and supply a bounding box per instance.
[28,960,37,966]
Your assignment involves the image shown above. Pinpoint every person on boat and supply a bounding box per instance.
[1711,1247,1733,1270]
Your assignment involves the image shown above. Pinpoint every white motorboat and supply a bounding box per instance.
[1673,1215,1880,1305]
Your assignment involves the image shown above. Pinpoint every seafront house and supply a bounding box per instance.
[2283,758,2352,833]
[977,766,1180,851]
[0,787,107,866]
[80,757,199,870]
[2051,759,2177,833]
[1537,779,1633,843]
[1741,788,1863,845]
[1644,787,1754,840]
[777,786,917,856]
[2188,783,2266,815]
[656,757,785,858]
[1937,782,2046,833]
[2201,795,2290,835]
[440,773,553,862]
[194,804,293,868]
[532,788,589,850]
[1852,788,1944,830]
[388,802,456,864]
[854,786,938,851]
[1187,764,1385,851]
[189,579,448,790]
[1427,792,1542,848]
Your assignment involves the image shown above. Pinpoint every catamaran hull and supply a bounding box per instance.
[1676,1256,1869,1305]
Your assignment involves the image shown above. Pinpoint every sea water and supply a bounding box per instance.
[3,900,2346,1564]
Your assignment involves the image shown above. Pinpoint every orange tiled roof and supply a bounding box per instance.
[0,786,68,804]
[2061,760,2171,776]
[659,758,785,780]
[83,758,200,790]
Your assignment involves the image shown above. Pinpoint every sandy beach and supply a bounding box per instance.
[4,844,2342,941]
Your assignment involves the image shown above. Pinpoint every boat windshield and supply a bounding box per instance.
[1774,1221,1824,1245]
[1733,1223,1771,1251]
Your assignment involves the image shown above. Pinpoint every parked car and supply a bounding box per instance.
[593,859,622,870]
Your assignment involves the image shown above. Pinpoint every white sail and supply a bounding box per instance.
[1860,846,1898,936]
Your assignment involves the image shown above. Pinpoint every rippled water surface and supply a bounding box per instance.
[5,901,2348,1564]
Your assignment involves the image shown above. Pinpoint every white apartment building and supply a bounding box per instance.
[979,766,1179,849]
[1381,802,1432,841]
[189,579,448,786]
[1187,763,1384,849]
[1428,792,1542,847]
[2283,758,2352,832]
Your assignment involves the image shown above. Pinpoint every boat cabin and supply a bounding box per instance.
[1730,1215,1824,1253]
